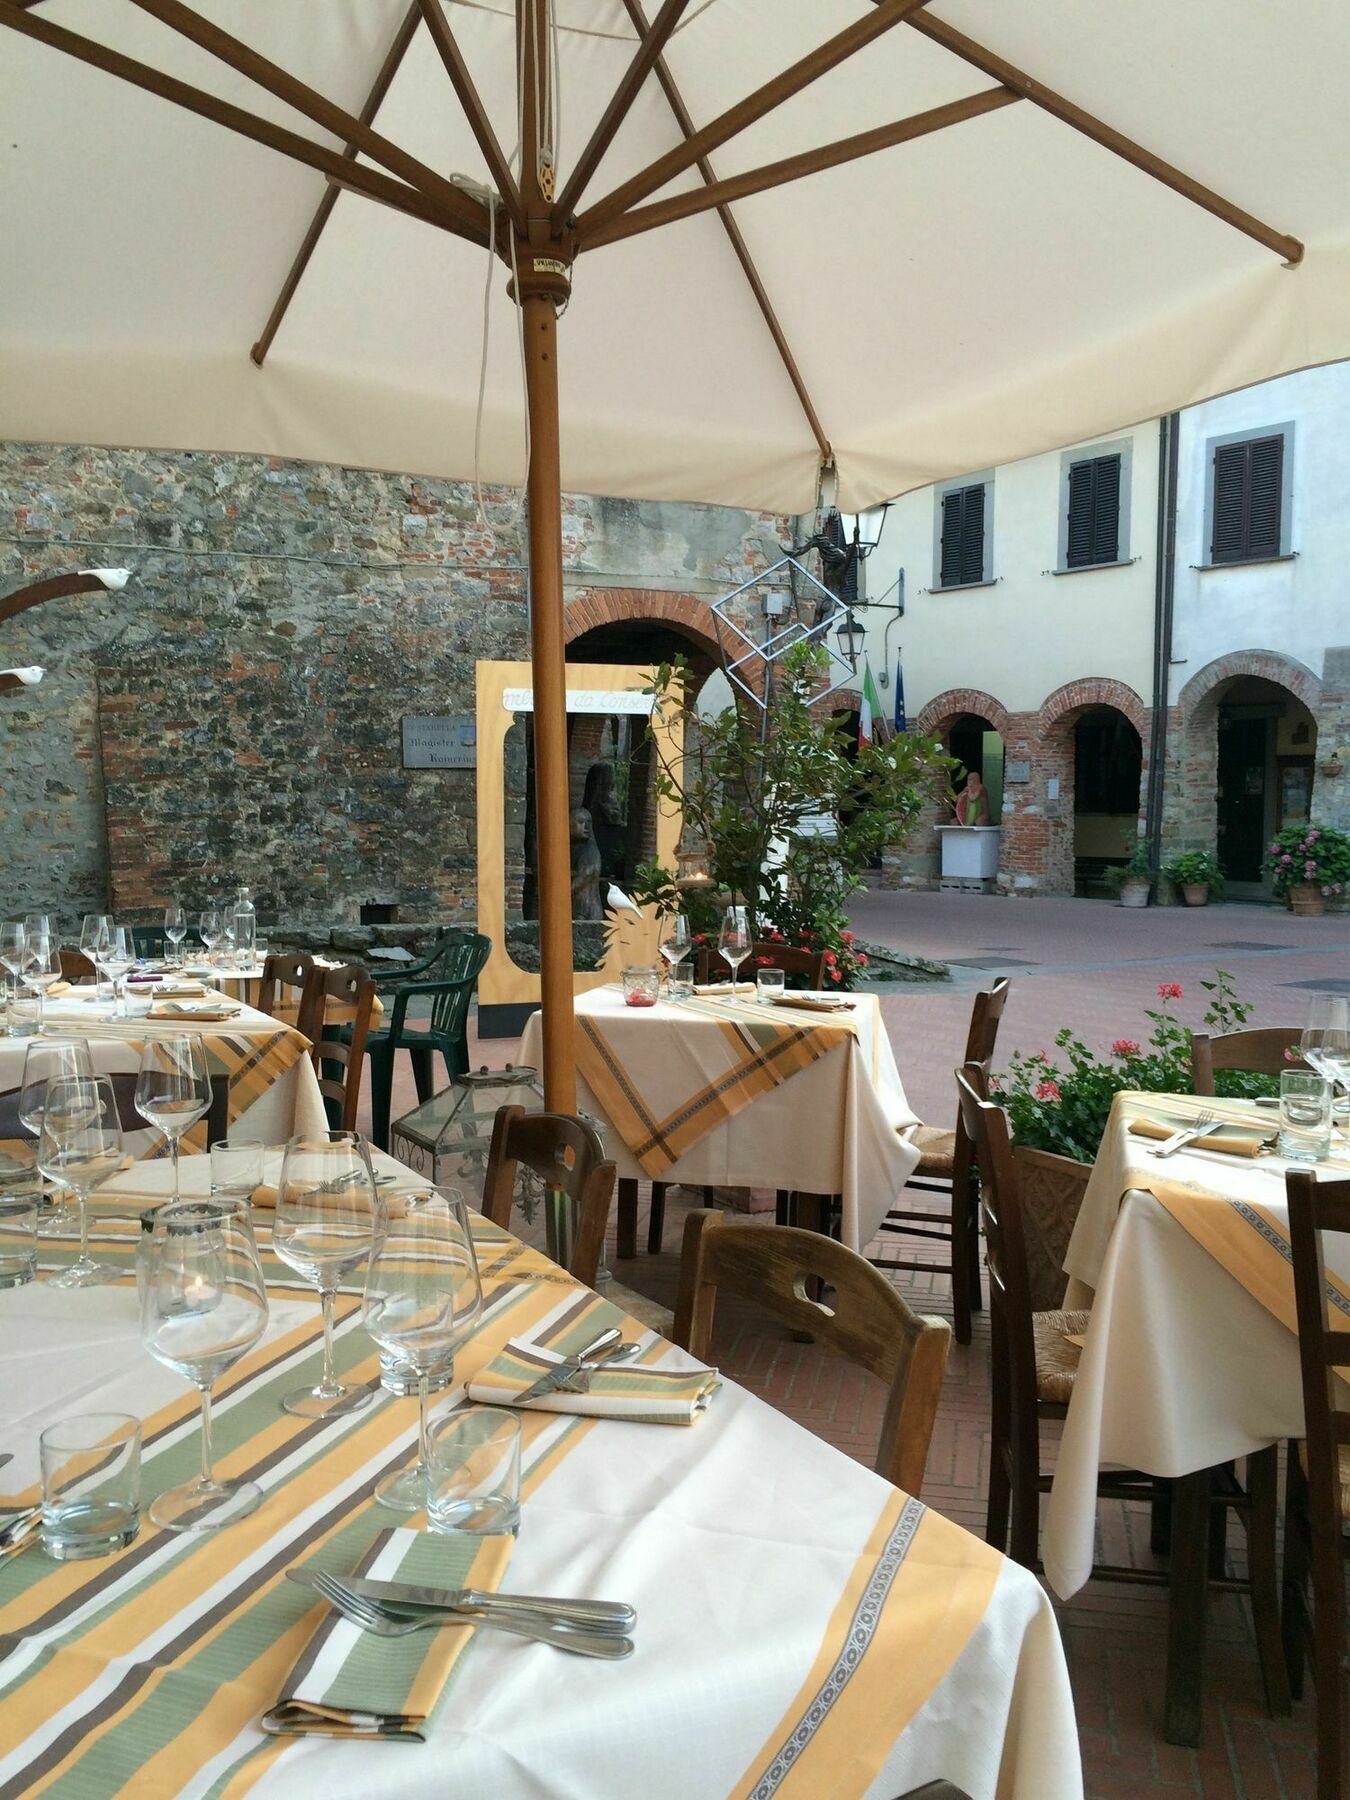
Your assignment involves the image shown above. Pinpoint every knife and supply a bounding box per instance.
[286,1567,636,1633]
[514,1325,622,1403]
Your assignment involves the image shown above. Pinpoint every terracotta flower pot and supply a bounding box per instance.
[1289,881,1325,917]
[1181,883,1209,907]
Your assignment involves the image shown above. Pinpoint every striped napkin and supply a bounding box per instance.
[148,999,241,1022]
[263,1527,512,1742]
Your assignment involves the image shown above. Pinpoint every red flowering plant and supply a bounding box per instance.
[991,970,1262,1162]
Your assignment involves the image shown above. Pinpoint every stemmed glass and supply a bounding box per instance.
[24,930,63,1023]
[164,906,187,968]
[273,1132,384,1418]
[1303,994,1350,1115]
[199,908,223,966]
[81,914,113,1002]
[362,1187,482,1510]
[718,905,752,985]
[140,1198,269,1531]
[23,912,54,946]
[100,926,136,1018]
[659,915,692,987]
[39,1073,124,1288]
[20,1037,93,1234]
[0,922,31,1034]
[135,1034,212,1202]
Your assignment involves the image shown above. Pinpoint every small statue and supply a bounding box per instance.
[581,760,625,879]
[570,807,604,920]
[954,769,989,826]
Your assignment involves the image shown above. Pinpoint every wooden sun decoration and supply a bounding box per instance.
[0,569,131,693]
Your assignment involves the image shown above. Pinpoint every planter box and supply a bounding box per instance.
[1010,1144,1092,1311]
[935,825,1001,880]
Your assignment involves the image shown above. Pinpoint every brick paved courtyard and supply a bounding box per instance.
[371,891,1350,1799]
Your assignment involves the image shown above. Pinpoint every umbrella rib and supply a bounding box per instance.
[124,0,489,245]
[0,3,487,246]
[901,9,1303,264]
[417,0,526,235]
[576,0,934,238]
[585,88,1020,251]
[250,2,423,367]
[551,0,691,225]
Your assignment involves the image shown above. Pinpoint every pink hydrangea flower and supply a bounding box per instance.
[1034,1079,1062,1102]
[1112,1039,1141,1056]
[1281,854,1293,865]
[1157,982,1184,1001]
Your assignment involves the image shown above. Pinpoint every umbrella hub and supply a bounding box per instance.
[508,226,576,307]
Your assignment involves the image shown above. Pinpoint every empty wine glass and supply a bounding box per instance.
[140,1198,269,1531]
[24,930,63,1023]
[0,922,31,1034]
[1303,993,1350,1110]
[81,914,113,1001]
[23,912,54,945]
[718,905,752,985]
[135,1034,212,1203]
[100,926,136,1018]
[40,1073,124,1288]
[20,1037,93,1234]
[273,1132,383,1418]
[362,1187,482,1510]
[199,908,223,964]
[164,906,187,968]
[659,915,692,983]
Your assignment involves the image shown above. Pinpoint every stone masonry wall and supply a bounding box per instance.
[0,443,789,931]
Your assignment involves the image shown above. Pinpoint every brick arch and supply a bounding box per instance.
[564,587,722,665]
[1178,649,1322,718]
[914,687,1013,740]
[1038,676,1149,740]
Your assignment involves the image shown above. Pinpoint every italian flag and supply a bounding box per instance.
[859,659,884,747]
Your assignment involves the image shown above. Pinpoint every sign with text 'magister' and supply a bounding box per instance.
[401,715,477,769]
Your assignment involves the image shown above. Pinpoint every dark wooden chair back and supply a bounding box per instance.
[673,1210,951,1497]
[311,963,375,1132]
[481,1105,616,1290]
[964,976,1011,1064]
[1288,1167,1350,1553]
[890,1784,974,1800]
[58,949,95,982]
[1191,1027,1303,1094]
[257,952,317,1031]
[696,942,827,987]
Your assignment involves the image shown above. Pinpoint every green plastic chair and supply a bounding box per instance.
[361,931,491,1151]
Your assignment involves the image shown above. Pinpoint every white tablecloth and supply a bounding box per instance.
[0,1152,1081,1800]
[522,989,921,1250]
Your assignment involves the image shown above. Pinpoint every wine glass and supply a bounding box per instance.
[140,1198,269,1531]
[1304,993,1350,1113]
[23,913,54,945]
[81,914,114,1001]
[362,1187,482,1510]
[199,908,223,965]
[164,906,187,968]
[659,915,691,983]
[273,1132,383,1418]
[24,930,63,1023]
[39,1074,124,1288]
[718,905,752,985]
[20,1036,93,1234]
[135,1034,212,1203]
[0,921,31,1034]
[100,926,136,1018]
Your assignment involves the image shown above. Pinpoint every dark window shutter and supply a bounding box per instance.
[940,483,985,586]
[1065,453,1121,568]
[1211,433,1284,562]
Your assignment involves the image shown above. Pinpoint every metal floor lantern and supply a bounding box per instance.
[3,0,1347,1110]
[710,555,859,713]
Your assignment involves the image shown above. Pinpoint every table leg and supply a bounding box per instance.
[615,1179,638,1260]
[1164,1468,1212,1746]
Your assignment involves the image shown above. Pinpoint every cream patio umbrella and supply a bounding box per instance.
[3,0,1349,1107]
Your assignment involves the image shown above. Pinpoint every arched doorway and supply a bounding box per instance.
[1212,677,1317,889]
[1072,706,1144,895]
[944,712,1005,822]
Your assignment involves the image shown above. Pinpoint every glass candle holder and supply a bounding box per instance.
[622,966,660,1008]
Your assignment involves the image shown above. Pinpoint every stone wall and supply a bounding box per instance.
[0,442,789,931]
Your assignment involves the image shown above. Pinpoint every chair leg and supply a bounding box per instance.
[950,1178,972,1346]
[646,1183,667,1255]
[1007,1440,1039,1571]
[1150,1480,1173,1557]
[985,1444,1011,1557]
[965,1189,984,1314]
[775,1189,792,1225]
[1282,1449,1309,1701]
[367,1048,393,1154]
[408,1043,436,1103]
[1311,1522,1347,1800]
[1164,1468,1213,1747]
[1244,1445,1291,1716]
[616,1179,638,1260]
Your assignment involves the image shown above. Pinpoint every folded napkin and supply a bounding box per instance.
[263,1527,512,1742]
[1127,1115,1269,1159]
[249,1183,279,1209]
[770,993,854,1013]
[44,980,73,998]
[145,982,209,998]
[468,1333,719,1425]
[148,1000,241,1022]
[692,981,754,997]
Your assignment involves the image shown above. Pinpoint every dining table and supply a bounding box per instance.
[0,1148,1083,1799]
[1041,1087,1348,1740]
[520,985,922,1252]
[0,987,327,1157]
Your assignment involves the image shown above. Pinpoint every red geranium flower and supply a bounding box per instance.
[1112,1039,1141,1056]
[856,953,868,966]
[1034,1079,1062,1102]
[1157,982,1184,1001]
[823,950,837,965]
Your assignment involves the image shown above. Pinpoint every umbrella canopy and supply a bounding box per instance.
[4,0,1349,1107]
[3,0,1347,514]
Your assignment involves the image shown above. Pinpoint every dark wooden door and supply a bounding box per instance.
[1216,714,1269,881]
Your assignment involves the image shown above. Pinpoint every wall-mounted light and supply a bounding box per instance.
[835,611,865,662]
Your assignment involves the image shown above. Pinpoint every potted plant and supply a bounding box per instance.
[1103,840,1153,908]
[1163,849,1225,907]
[1263,823,1350,916]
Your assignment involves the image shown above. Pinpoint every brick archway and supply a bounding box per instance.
[1178,649,1322,719]
[564,587,723,669]
[1033,678,1150,898]
[914,687,1013,741]
[1039,676,1149,739]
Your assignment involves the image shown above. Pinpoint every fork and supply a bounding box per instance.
[309,1571,633,1659]
[1147,1108,1217,1159]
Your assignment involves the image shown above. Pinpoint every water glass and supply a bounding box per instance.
[209,1139,264,1203]
[1279,1070,1332,1163]
[40,1413,141,1560]
[0,1188,39,1286]
[668,956,694,1000]
[427,1408,521,1536]
[756,967,786,1005]
[5,978,39,1040]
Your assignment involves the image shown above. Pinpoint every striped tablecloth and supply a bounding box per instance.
[0,1153,1081,1799]
[523,987,922,1250]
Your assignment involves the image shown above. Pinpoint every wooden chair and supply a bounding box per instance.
[481,1105,616,1291]
[1283,1168,1350,1799]
[309,963,375,1133]
[870,980,1010,1344]
[956,1063,1289,1736]
[674,1209,951,1497]
[891,1785,972,1800]
[1192,1027,1303,1094]
[256,952,317,1031]
[695,941,827,988]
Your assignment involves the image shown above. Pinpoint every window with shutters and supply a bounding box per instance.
[1203,424,1293,565]
[1055,437,1133,574]
[933,475,992,589]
